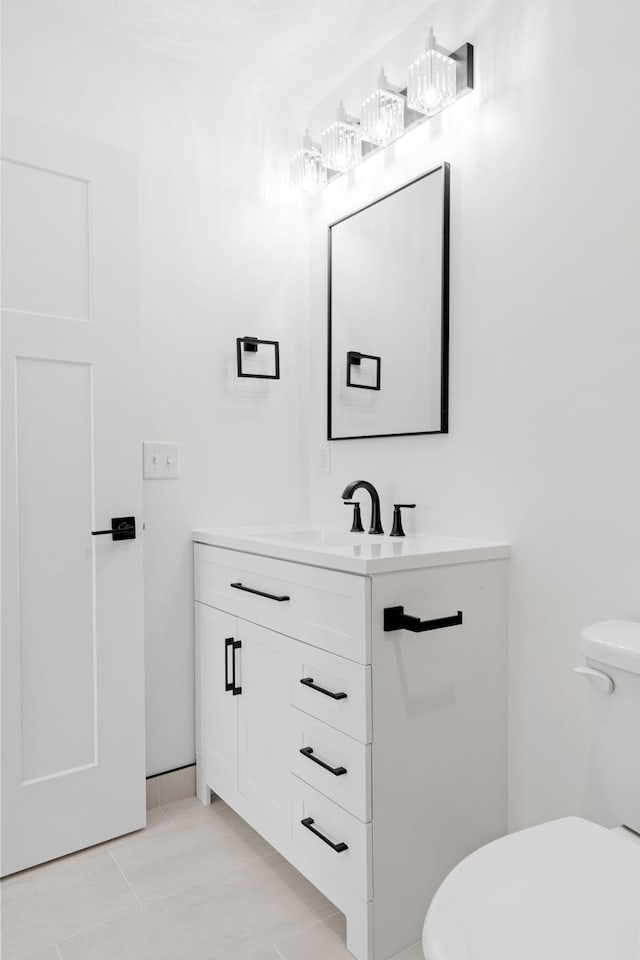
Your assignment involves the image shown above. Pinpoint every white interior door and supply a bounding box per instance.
[1,115,145,876]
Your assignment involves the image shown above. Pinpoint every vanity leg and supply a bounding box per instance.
[345,898,374,960]
[195,759,211,806]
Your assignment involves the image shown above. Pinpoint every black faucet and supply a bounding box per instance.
[341,480,384,535]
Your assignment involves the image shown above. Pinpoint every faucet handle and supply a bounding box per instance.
[390,504,416,538]
[343,500,365,534]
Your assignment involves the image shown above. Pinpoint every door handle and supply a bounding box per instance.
[92,516,136,541]
[300,746,347,777]
[231,639,242,696]
[224,638,234,692]
[301,817,348,853]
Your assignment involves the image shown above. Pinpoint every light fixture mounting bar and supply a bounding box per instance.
[451,42,474,96]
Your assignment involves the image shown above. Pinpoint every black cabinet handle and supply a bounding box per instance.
[224,637,234,692]
[230,582,290,602]
[301,817,348,853]
[300,746,347,777]
[384,606,463,633]
[230,639,242,697]
[300,677,347,701]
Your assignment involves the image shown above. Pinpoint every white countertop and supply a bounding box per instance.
[192,524,510,575]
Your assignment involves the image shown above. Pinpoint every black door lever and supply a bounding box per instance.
[91,517,136,541]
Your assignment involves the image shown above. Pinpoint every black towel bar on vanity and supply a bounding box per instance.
[384,607,463,633]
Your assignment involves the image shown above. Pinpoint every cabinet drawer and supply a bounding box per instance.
[291,710,371,822]
[291,642,371,743]
[292,776,372,901]
[194,543,370,663]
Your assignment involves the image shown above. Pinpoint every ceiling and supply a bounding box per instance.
[32,0,431,106]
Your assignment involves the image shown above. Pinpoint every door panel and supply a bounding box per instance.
[237,621,291,833]
[16,358,96,783]
[1,116,144,875]
[195,603,238,798]
[1,157,90,320]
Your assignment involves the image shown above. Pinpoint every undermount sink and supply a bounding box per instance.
[192,524,509,575]
[251,528,364,548]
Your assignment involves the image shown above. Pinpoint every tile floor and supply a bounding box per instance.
[1,795,424,960]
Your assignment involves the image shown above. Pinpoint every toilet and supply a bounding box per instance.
[422,620,640,960]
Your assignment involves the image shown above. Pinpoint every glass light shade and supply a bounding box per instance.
[321,102,362,173]
[290,131,326,192]
[360,86,405,146]
[407,30,457,117]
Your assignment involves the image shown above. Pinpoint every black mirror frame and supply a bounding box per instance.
[327,162,450,440]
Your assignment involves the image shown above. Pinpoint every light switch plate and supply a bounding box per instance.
[143,441,179,479]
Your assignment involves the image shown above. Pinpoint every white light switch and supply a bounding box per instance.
[143,441,179,479]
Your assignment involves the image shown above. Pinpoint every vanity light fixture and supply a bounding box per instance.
[289,130,326,192]
[289,29,473,190]
[360,68,405,146]
[320,101,362,173]
[407,27,457,116]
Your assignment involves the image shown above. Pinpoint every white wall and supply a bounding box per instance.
[306,0,640,831]
[1,0,310,774]
[6,0,640,831]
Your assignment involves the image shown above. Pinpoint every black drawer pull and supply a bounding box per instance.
[230,582,290,602]
[301,817,348,853]
[300,746,347,777]
[383,606,463,633]
[300,677,347,700]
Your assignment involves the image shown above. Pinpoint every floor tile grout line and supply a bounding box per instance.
[153,806,179,827]
[108,821,175,851]
[51,850,288,956]
[159,798,232,827]
[158,801,226,827]
[51,897,145,955]
[144,849,281,906]
[105,822,176,850]
[104,848,283,916]
[272,910,342,950]
[107,847,144,909]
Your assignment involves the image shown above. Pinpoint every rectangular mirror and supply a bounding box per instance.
[328,163,450,440]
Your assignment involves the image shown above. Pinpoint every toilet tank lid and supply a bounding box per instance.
[580,619,640,674]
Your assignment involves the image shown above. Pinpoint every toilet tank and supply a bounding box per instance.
[579,620,640,833]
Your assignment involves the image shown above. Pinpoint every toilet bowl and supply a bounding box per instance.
[422,817,640,959]
[422,621,640,960]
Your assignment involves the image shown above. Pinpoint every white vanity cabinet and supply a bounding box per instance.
[194,530,508,960]
[195,602,292,840]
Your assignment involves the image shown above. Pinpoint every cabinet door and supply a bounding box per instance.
[195,602,238,798]
[237,621,291,832]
